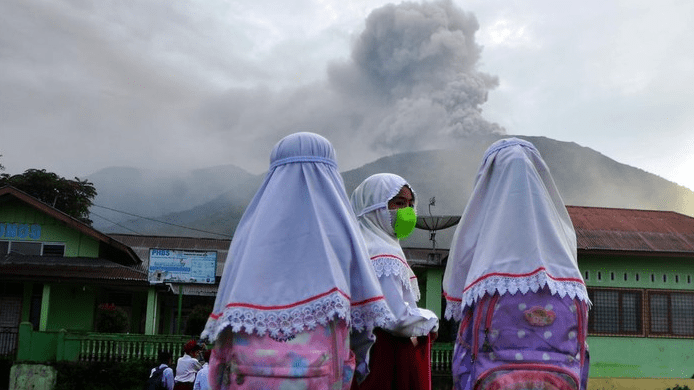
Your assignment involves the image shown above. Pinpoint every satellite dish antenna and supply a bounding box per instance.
[415,197,460,262]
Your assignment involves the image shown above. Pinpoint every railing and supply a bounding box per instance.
[73,333,189,362]
[16,322,456,369]
[431,343,454,373]
[16,322,190,363]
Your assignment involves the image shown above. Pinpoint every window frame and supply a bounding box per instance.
[41,243,65,257]
[587,287,645,337]
[646,289,694,339]
[588,287,694,339]
[1,240,65,257]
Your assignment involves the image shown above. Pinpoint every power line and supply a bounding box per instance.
[91,204,233,238]
[90,211,142,235]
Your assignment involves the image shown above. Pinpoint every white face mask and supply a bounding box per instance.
[389,209,398,227]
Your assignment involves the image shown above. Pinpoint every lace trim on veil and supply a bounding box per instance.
[371,255,421,301]
[444,270,590,322]
[201,290,393,342]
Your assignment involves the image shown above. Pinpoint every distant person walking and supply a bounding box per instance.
[201,132,393,389]
[174,340,202,390]
[193,349,212,390]
[147,350,174,390]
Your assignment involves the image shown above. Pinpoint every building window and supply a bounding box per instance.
[42,244,65,257]
[588,288,643,335]
[584,271,589,280]
[624,273,628,281]
[649,291,694,336]
[9,241,41,256]
[2,241,65,257]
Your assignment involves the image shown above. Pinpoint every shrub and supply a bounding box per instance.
[54,359,153,390]
[95,303,130,333]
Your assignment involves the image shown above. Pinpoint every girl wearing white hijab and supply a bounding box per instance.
[443,138,590,390]
[202,132,393,390]
[350,173,439,390]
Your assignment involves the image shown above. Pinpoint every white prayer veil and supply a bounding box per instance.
[202,132,392,342]
[443,138,589,322]
[350,173,420,300]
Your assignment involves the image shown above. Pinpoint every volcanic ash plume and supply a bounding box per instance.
[327,0,505,152]
[202,1,504,170]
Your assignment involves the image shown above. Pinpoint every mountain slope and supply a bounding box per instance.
[87,164,259,233]
[90,135,694,238]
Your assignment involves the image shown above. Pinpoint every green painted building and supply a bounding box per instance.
[5,182,694,381]
[403,205,694,380]
[571,206,694,379]
[0,186,172,360]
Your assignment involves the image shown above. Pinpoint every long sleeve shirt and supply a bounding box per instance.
[175,354,202,383]
[375,256,439,338]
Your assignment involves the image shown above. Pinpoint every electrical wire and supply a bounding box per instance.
[91,204,233,238]
[90,211,142,235]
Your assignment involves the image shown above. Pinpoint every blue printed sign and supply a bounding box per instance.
[0,223,41,240]
[148,248,217,284]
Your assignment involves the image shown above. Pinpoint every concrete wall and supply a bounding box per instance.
[9,364,56,390]
[588,377,694,390]
[45,284,96,332]
[588,336,694,378]
[581,255,694,291]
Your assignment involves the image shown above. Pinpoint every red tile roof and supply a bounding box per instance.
[567,206,694,255]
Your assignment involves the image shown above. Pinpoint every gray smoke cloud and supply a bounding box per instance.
[329,1,504,150]
[198,0,504,170]
[1,0,503,176]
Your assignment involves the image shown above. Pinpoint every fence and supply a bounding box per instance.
[72,333,189,362]
[14,322,456,370]
[431,342,454,373]
[15,322,190,363]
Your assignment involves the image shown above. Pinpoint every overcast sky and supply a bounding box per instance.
[2,0,693,191]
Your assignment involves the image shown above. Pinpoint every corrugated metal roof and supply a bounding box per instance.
[0,254,149,283]
[567,206,694,254]
[96,207,694,275]
[108,234,231,274]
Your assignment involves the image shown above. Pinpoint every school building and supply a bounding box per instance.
[3,183,694,385]
[404,205,694,381]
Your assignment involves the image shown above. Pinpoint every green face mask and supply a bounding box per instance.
[390,206,417,239]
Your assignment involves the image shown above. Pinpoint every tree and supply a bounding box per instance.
[184,304,213,336]
[0,169,97,225]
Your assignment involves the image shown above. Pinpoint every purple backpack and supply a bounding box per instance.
[451,287,589,390]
